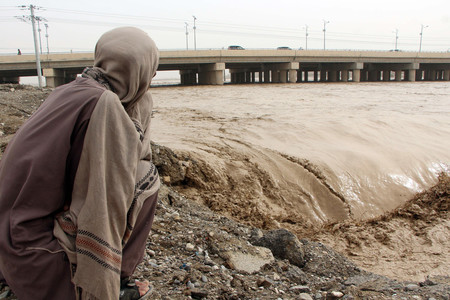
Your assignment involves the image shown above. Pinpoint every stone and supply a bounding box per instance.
[289,285,310,293]
[299,293,314,300]
[223,246,274,274]
[186,243,195,251]
[326,291,344,299]
[190,288,209,299]
[253,228,305,267]
[187,281,195,289]
[162,176,171,184]
[405,284,420,291]
[257,277,274,288]
[273,272,281,280]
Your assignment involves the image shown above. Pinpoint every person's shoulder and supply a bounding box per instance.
[97,89,125,112]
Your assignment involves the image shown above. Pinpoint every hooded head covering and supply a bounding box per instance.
[93,27,159,110]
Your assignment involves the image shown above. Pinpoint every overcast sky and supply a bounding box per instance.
[1,0,449,54]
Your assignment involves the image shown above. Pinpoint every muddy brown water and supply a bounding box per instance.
[150,81,450,223]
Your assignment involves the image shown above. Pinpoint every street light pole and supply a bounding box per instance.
[419,24,428,52]
[36,17,43,54]
[185,22,189,50]
[394,29,399,51]
[323,20,329,50]
[44,23,49,55]
[193,16,197,50]
[304,25,309,50]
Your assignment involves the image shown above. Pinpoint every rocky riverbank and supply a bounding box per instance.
[0,84,449,299]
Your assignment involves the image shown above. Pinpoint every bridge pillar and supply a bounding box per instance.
[198,63,224,85]
[320,70,327,82]
[329,70,338,82]
[304,71,309,82]
[352,69,361,82]
[341,70,349,82]
[272,70,280,83]
[270,62,299,83]
[288,69,297,83]
[43,68,66,87]
[313,71,318,82]
[432,70,438,81]
[383,70,390,81]
[0,76,20,84]
[444,70,450,81]
[395,70,402,81]
[180,70,197,85]
[360,70,368,82]
[279,70,287,83]
[296,70,302,82]
[263,70,270,83]
[407,69,416,82]
[258,71,263,83]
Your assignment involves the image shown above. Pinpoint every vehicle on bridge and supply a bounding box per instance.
[228,45,245,50]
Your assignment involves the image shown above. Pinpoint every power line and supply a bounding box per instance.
[39,6,444,41]
[4,6,450,51]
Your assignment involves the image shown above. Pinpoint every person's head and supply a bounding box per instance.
[93,27,159,110]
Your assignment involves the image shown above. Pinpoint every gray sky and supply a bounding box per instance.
[1,0,449,54]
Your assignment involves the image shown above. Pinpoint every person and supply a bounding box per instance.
[0,27,160,300]
[17,49,21,55]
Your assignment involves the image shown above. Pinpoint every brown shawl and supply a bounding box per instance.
[53,27,160,300]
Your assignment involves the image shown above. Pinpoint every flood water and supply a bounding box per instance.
[150,81,450,222]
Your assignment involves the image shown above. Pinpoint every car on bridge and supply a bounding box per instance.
[228,45,245,50]
[277,46,292,50]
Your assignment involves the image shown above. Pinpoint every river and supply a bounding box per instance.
[150,81,450,223]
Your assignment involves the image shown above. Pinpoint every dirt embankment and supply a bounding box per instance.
[0,84,449,299]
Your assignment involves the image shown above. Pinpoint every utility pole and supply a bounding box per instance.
[185,22,189,50]
[394,29,399,51]
[323,20,329,50]
[17,5,44,87]
[304,25,309,50]
[419,24,428,52]
[30,5,43,87]
[192,16,197,50]
[44,23,49,55]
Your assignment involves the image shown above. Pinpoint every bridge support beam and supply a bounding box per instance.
[198,63,225,85]
[43,68,65,87]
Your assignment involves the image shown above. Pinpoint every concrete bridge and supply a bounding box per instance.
[1,50,450,87]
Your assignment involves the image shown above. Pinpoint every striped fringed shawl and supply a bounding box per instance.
[54,90,160,300]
